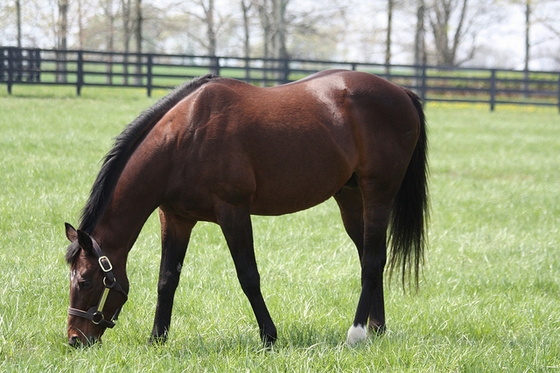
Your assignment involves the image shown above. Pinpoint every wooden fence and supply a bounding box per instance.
[1,46,559,112]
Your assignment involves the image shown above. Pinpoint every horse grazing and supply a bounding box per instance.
[64,70,428,347]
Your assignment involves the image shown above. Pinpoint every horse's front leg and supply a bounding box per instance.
[215,204,277,346]
[150,210,195,344]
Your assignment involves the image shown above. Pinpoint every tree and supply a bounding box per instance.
[56,0,69,50]
[385,0,394,72]
[181,0,218,57]
[523,0,530,73]
[414,0,426,67]
[240,0,253,79]
[254,0,348,80]
[255,0,289,60]
[427,0,470,66]
[16,0,22,47]
[121,0,133,84]
[273,0,289,62]
[56,0,69,83]
[135,0,142,84]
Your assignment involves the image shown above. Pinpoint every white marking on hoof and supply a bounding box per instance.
[346,324,367,346]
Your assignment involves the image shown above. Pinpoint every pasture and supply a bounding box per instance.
[0,84,559,372]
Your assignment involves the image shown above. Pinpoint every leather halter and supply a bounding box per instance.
[68,237,128,329]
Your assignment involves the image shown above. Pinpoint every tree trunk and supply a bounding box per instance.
[135,0,142,85]
[257,0,272,84]
[414,0,426,95]
[275,0,288,82]
[77,0,84,49]
[105,0,115,85]
[56,0,69,83]
[524,0,530,96]
[241,0,252,81]
[385,0,394,75]
[429,0,469,66]
[16,0,22,48]
[414,0,426,66]
[200,0,219,74]
[121,0,132,85]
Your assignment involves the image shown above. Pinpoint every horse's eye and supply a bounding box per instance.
[78,280,94,290]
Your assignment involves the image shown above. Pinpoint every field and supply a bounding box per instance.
[0,85,559,372]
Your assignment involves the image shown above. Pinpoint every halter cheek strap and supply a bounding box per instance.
[68,238,128,329]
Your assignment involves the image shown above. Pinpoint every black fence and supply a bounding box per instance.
[2,46,560,112]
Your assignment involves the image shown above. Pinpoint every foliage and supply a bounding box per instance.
[0,87,559,371]
[2,1,560,69]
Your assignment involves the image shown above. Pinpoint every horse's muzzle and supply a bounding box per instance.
[68,333,100,348]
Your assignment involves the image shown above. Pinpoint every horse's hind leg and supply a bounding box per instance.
[341,176,397,346]
[150,210,195,344]
[335,185,364,258]
[216,204,277,346]
[334,186,386,342]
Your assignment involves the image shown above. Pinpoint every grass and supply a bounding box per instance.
[0,86,559,372]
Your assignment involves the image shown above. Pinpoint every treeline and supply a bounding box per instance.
[1,0,560,70]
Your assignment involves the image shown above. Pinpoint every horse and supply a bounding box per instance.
[64,69,428,347]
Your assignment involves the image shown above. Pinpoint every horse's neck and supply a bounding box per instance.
[92,154,165,260]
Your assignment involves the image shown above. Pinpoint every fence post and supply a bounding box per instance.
[76,51,84,96]
[490,69,496,111]
[244,57,250,83]
[147,54,153,97]
[420,65,427,103]
[55,49,67,83]
[210,56,220,76]
[282,58,290,84]
[135,52,143,86]
[29,48,41,82]
[7,47,15,94]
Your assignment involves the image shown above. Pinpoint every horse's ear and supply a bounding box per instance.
[65,223,78,242]
[77,229,95,256]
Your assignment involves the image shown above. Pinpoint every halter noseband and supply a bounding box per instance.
[68,237,128,329]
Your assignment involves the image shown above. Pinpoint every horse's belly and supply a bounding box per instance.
[247,162,351,216]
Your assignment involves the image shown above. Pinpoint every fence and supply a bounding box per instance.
[1,46,560,112]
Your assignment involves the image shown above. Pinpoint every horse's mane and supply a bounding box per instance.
[78,74,218,235]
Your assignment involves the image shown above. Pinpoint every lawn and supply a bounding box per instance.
[0,85,559,372]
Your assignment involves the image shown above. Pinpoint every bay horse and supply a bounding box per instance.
[64,70,428,347]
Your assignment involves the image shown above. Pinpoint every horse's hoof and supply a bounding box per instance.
[370,323,386,336]
[346,324,367,346]
[261,332,277,349]
[148,335,167,346]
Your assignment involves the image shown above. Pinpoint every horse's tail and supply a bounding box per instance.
[387,89,429,288]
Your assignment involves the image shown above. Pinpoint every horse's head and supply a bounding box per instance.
[64,223,129,347]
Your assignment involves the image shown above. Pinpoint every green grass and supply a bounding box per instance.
[0,87,559,372]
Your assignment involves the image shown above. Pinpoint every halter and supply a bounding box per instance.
[68,237,128,329]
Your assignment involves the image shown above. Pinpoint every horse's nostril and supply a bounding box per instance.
[69,335,80,347]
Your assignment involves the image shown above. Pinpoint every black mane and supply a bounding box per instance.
[77,74,218,235]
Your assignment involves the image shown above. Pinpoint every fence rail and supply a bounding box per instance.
[1,46,559,112]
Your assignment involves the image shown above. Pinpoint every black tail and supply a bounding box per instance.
[388,89,429,287]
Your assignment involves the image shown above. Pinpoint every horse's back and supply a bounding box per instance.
[158,70,421,217]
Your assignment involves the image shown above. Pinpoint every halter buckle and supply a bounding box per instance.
[98,256,113,273]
